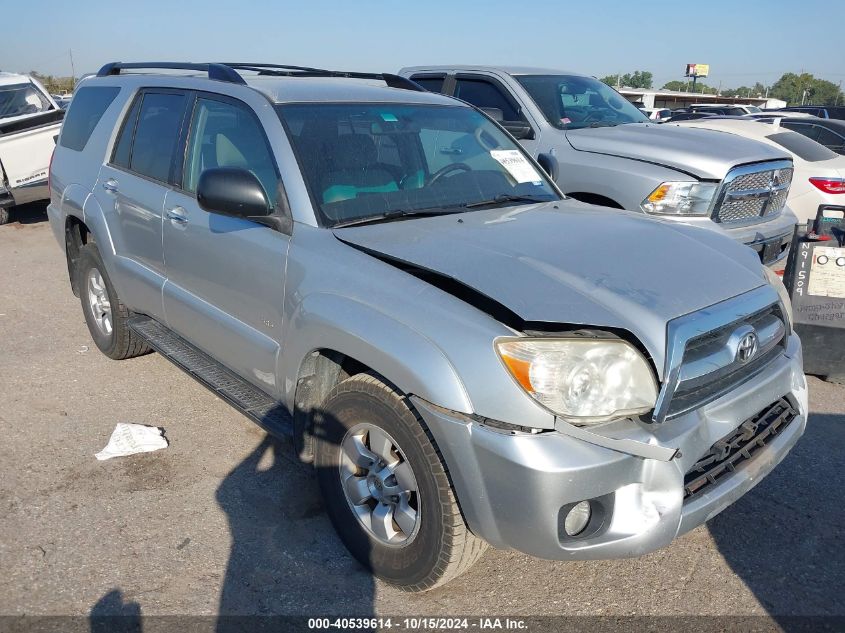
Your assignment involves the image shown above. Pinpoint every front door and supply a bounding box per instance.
[162,93,289,396]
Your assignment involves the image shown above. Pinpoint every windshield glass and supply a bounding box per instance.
[0,83,52,119]
[277,103,559,226]
[515,75,649,129]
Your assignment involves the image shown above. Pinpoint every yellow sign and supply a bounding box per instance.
[685,63,710,78]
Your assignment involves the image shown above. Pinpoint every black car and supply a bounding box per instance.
[664,111,719,122]
[688,105,753,116]
[776,105,845,121]
[778,117,845,154]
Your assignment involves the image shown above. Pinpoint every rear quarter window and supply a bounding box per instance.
[766,131,839,162]
[59,86,120,151]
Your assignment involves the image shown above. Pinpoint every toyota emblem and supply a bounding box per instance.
[736,332,758,364]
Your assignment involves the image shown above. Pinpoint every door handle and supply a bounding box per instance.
[102,179,119,193]
[165,206,188,224]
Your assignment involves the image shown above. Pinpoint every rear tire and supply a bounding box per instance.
[314,372,487,591]
[0,207,9,225]
[76,243,150,360]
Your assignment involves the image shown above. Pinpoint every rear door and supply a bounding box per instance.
[161,92,288,396]
[96,89,189,321]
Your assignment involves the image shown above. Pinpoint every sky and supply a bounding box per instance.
[3,0,844,90]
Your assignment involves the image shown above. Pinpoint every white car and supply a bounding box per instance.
[0,73,64,224]
[639,107,672,122]
[674,118,845,224]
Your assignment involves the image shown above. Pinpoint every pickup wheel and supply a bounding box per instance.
[315,372,486,591]
[76,243,150,360]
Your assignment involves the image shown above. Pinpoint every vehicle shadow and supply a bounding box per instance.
[3,201,48,225]
[708,411,844,626]
[215,428,376,631]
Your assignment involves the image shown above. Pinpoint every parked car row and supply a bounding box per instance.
[46,61,808,591]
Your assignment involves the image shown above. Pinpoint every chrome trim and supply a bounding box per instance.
[678,316,784,383]
[709,160,794,226]
[652,285,782,423]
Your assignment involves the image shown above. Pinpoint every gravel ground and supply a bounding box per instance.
[0,204,842,625]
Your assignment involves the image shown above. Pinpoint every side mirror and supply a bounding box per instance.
[501,121,534,140]
[536,152,559,181]
[197,167,271,219]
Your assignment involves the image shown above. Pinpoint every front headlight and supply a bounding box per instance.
[763,266,793,333]
[496,337,658,425]
[641,181,717,216]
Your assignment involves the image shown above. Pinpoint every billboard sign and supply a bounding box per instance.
[685,63,710,78]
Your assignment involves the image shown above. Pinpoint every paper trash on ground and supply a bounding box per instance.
[95,423,169,461]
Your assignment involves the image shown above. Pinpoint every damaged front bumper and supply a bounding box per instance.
[412,334,807,560]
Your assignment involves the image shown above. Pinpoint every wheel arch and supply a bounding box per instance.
[286,294,473,463]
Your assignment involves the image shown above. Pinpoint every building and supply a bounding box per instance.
[617,88,786,111]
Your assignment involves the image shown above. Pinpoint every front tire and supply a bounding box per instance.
[76,243,150,360]
[315,372,486,591]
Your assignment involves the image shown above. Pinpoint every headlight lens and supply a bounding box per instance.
[641,181,717,216]
[496,337,658,424]
[763,266,793,333]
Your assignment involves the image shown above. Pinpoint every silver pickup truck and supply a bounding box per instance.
[48,62,807,591]
[0,73,64,224]
[401,66,798,266]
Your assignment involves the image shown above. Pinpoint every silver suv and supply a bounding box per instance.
[48,62,807,591]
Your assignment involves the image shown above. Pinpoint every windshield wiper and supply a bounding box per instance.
[462,194,552,209]
[331,208,462,228]
[587,121,618,128]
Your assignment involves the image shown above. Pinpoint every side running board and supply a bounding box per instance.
[128,316,293,437]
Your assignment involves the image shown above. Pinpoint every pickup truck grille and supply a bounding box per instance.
[712,162,793,224]
[665,302,787,419]
[684,397,797,500]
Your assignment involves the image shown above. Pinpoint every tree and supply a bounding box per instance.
[769,72,843,105]
[661,80,717,94]
[601,70,653,89]
[28,70,74,94]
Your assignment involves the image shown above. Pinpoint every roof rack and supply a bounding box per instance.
[96,62,246,85]
[95,62,424,92]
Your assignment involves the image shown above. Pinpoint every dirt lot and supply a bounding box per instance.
[1,204,842,624]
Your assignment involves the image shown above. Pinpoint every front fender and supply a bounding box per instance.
[280,292,473,414]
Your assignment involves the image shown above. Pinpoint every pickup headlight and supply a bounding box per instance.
[496,337,658,424]
[763,266,793,333]
[641,181,717,216]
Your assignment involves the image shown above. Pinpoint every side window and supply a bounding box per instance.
[816,127,845,151]
[59,86,120,151]
[129,92,187,183]
[781,122,820,141]
[410,75,446,94]
[183,97,279,207]
[111,95,142,168]
[454,78,524,122]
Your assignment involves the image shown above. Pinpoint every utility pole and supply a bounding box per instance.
[616,73,620,89]
[69,49,75,90]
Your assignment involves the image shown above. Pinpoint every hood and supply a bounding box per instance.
[565,123,790,180]
[334,202,767,375]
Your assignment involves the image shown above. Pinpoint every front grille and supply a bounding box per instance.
[683,398,797,500]
[666,303,787,418]
[713,164,793,224]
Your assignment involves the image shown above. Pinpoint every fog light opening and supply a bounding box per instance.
[564,500,592,537]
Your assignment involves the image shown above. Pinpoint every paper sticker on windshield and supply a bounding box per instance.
[490,150,542,184]
[380,112,398,122]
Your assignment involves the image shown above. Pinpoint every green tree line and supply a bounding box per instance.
[600,70,843,105]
